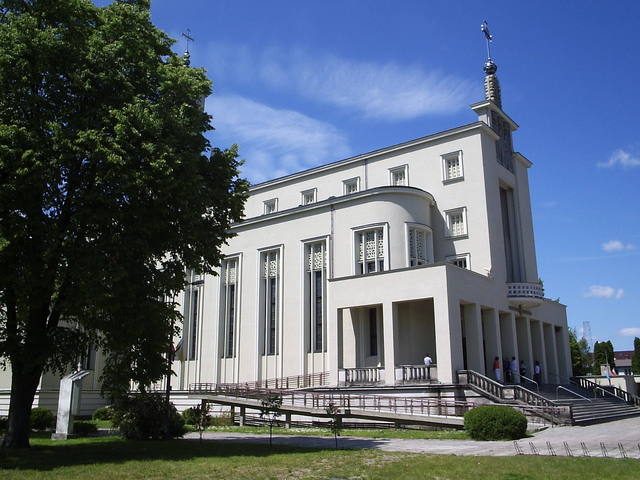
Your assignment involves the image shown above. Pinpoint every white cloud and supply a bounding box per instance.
[597,149,640,168]
[619,328,640,337]
[601,240,636,252]
[207,95,350,184]
[583,285,624,299]
[205,44,477,121]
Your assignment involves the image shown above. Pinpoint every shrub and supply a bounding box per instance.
[92,407,113,421]
[73,420,98,437]
[210,412,234,427]
[30,407,55,431]
[464,405,527,440]
[181,407,197,426]
[112,393,185,440]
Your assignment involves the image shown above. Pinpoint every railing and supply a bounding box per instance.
[190,371,328,393]
[399,364,437,384]
[460,370,571,425]
[519,374,539,392]
[341,367,384,385]
[571,376,640,407]
[506,282,544,299]
[556,385,591,402]
[197,384,475,419]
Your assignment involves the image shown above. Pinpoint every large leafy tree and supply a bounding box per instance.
[0,0,248,448]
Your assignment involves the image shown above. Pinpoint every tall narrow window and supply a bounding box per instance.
[188,289,199,360]
[369,308,378,356]
[408,226,433,266]
[221,258,238,358]
[260,250,280,355]
[355,228,385,274]
[305,242,326,353]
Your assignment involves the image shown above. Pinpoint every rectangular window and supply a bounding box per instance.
[447,253,471,269]
[221,258,238,358]
[355,227,385,274]
[305,241,326,353]
[389,166,407,186]
[263,198,277,215]
[445,208,467,237]
[343,177,359,195]
[369,308,378,356]
[408,226,432,266]
[442,151,464,182]
[301,189,316,205]
[260,250,280,355]
[188,289,199,360]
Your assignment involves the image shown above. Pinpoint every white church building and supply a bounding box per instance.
[0,56,572,417]
[171,58,571,394]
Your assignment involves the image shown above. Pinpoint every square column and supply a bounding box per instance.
[482,308,503,381]
[327,307,343,386]
[463,303,485,375]
[543,322,559,383]
[555,326,572,380]
[434,294,463,383]
[516,316,534,379]
[382,302,398,385]
[530,320,547,383]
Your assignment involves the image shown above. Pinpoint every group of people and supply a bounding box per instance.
[493,356,542,385]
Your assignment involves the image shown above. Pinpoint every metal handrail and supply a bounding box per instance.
[556,385,591,402]
[518,374,539,391]
[593,385,622,401]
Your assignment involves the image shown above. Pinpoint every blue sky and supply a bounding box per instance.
[131,1,640,349]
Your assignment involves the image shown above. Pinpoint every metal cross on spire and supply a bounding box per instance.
[182,28,194,54]
[480,20,493,60]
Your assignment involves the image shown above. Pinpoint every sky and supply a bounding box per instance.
[115,1,640,349]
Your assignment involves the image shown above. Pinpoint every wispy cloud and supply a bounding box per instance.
[207,95,350,183]
[602,240,636,253]
[597,149,640,168]
[583,285,624,299]
[205,44,477,121]
[619,327,640,337]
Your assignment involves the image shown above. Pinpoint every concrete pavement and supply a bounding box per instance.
[185,416,640,459]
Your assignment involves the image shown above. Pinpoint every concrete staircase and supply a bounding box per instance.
[538,384,640,425]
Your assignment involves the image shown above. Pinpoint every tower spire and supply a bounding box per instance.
[480,21,502,108]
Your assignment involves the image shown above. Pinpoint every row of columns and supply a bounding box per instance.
[328,297,571,386]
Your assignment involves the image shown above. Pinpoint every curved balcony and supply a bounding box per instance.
[507,282,544,308]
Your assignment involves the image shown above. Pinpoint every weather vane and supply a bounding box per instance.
[181,28,194,55]
[480,20,493,60]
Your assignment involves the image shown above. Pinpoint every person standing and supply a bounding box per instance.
[423,353,433,380]
[534,360,542,384]
[493,356,502,382]
[510,357,518,383]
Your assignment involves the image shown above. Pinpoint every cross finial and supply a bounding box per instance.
[182,28,194,54]
[480,20,493,61]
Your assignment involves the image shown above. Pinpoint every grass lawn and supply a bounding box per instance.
[204,425,471,440]
[0,435,637,480]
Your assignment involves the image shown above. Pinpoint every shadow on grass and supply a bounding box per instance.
[0,435,388,472]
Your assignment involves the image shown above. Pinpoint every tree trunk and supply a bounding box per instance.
[2,367,42,449]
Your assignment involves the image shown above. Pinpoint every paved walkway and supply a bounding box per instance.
[185,416,640,459]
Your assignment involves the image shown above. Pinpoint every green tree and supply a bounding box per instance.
[592,340,616,375]
[259,392,283,447]
[0,0,248,448]
[632,337,640,375]
[568,329,591,376]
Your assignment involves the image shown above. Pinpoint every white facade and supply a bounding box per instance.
[169,91,571,392]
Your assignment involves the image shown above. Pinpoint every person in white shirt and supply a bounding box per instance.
[423,353,433,380]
